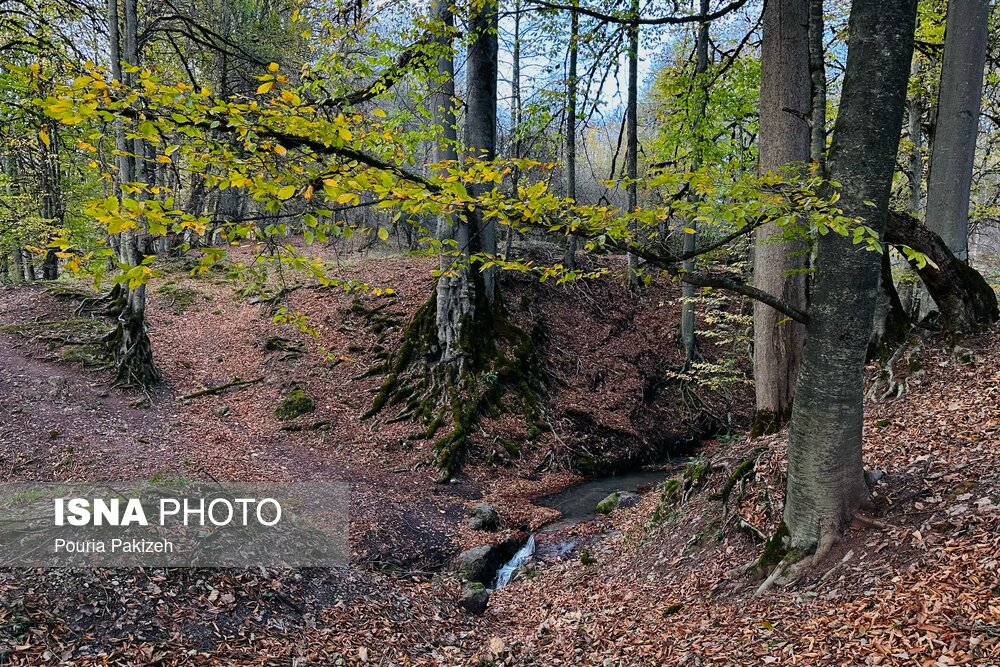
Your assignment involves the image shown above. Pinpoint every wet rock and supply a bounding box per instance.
[460,582,489,614]
[455,537,524,586]
[455,545,496,585]
[467,502,500,531]
[595,491,640,514]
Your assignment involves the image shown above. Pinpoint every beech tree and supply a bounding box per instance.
[751,0,810,436]
[924,0,991,261]
[762,0,919,587]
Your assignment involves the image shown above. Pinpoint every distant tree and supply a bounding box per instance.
[924,0,991,261]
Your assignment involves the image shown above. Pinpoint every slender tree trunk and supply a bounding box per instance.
[506,0,522,261]
[924,0,990,261]
[564,2,579,269]
[623,0,641,294]
[464,0,499,303]
[784,0,916,556]
[808,0,826,166]
[679,0,710,362]
[751,0,811,435]
[432,0,473,363]
[106,0,158,386]
[897,57,928,319]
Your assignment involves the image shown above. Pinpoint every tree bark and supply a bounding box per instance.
[624,0,641,294]
[886,211,999,334]
[785,0,917,554]
[680,0,710,361]
[431,0,475,363]
[924,0,991,261]
[105,0,158,387]
[563,1,579,269]
[751,0,810,435]
[808,0,826,166]
[464,0,499,304]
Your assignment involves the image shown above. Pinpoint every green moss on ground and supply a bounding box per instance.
[275,388,316,420]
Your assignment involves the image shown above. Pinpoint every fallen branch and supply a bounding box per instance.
[180,376,264,400]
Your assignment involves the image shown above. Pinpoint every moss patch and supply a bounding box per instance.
[275,388,316,420]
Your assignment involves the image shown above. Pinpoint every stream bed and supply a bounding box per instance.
[491,468,673,588]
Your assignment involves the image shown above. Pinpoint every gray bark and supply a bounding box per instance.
[464,0,499,303]
[431,0,473,362]
[563,2,579,269]
[752,0,811,433]
[785,0,917,551]
[808,0,826,165]
[624,0,641,293]
[680,0,710,361]
[924,0,990,261]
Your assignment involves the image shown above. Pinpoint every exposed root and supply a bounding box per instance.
[867,336,921,402]
[98,285,160,389]
[362,288,547,480]
[754,524,838,596]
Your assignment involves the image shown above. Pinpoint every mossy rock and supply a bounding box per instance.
[275,389,316,420]
[596,491,638,514]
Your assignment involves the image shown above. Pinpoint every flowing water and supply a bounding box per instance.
[492,534,535,588]
[535,469,672,532]
[492,469,672,588]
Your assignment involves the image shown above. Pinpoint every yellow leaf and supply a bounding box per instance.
[268,62,280,72]
[303,184,314,200]
[39,128,51,148]
[683,227,696,234]
[277,185,296,200]
[274,144,287,157]
[372,108,387,118]
[338,127,353,142]
[377,228,389,241]
[257,81,273,95]
[336,193,355,205]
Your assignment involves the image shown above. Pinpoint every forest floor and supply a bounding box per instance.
[0,250,998,665]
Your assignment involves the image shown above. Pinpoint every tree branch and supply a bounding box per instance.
[523,0,750,26]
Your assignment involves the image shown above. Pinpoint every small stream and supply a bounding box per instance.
[491,468,672,588]
[536,469,672,532]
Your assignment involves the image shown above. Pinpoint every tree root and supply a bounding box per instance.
[362,288,548,480]
[754,523,837,596]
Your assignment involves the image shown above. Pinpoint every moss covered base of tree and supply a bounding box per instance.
[363,286,548,481]
[98,284,161,389]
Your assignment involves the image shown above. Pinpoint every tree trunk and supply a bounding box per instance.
[924,0,990,261]
[784,0,916,556]
[896,57,929,320]
[432,0,473,363]
[563,2,579,269]
[624,0,641,294]
[886,211,998,334]
[808,0,826,166]
[464,0,499,303]
[12,248,25,282]
[106,0,158,387]
[751,0,810,435]
[680,0,710,361]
